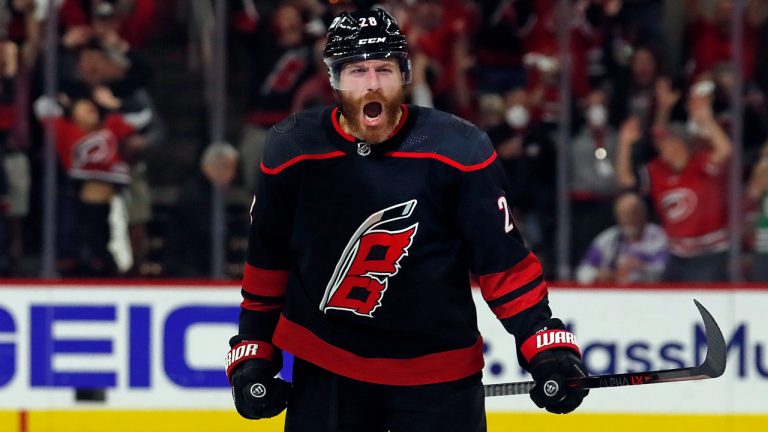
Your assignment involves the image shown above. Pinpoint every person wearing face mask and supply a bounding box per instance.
[575,192,668,284]
[486,87,557,265]
[569,89,621,268]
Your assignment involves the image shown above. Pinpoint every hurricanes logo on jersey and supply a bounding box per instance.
[319,200,418,317]
[660,188,697,223]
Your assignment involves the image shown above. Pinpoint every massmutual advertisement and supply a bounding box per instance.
[0,282,765,431]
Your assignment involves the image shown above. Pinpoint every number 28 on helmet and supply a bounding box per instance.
[323,8,412,91]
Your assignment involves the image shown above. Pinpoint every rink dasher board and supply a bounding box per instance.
[0,282,764,415]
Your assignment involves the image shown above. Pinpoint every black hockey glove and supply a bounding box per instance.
[225,339,291,419]
[520,319,589,414]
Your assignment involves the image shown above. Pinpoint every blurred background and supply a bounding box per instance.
[0,0,767,284]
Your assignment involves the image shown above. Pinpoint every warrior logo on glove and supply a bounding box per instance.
[320,200,418,317]
[543,380,560,397]
[250,383,267,398]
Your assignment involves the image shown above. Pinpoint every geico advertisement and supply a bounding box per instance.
[0,285,764,413]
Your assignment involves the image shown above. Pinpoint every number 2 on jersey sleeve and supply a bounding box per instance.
[497,196,514,233]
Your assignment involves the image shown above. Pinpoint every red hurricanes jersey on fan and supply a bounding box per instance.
[238,105,553,386]
[54,115,134,185]
[646,151,728,256]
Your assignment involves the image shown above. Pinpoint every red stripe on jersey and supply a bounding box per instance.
[260,151,345,175]
[273,315,485,385]
[489,281,548,319]
[387,104,409,138]
[331,108,356,142]
[242,264,289,297]
[478,252,543,301]
[384,150,497,172]
[241,297,283,312]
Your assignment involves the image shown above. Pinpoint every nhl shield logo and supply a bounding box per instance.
[319,200,418,317]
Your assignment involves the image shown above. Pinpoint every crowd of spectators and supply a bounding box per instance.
[2,0,768,284]
[1,0,157,277]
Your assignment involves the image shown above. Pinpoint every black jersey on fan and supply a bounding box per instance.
[238,103,553,386]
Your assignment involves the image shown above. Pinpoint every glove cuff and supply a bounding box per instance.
[225,340,277,381]
[520,329,581,363]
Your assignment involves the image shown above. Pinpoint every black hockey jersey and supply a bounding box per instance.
[238,104,553,385]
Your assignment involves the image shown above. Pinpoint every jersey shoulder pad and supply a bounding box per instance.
[262,106,339,174]
[404,106,495,170]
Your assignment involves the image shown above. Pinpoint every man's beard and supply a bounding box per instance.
[337,89,405,144]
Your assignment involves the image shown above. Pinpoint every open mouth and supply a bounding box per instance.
[362,102,383,127]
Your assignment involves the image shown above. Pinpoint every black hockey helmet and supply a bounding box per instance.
[323,8,411,90]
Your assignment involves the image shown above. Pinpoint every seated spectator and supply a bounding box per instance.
[164,142,239,277]
[747,141,768,281]
[616,85,732,282]
[576,192,668,284]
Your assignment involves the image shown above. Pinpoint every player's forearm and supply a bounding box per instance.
[499,298,552,348]
[238,307,282,342]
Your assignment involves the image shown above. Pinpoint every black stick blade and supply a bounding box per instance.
[484,299,727,397]
[693,299,726,378]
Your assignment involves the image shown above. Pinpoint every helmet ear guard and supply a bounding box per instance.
[323,8,411,90]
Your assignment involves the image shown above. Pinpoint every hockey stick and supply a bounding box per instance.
[484,299,727,397]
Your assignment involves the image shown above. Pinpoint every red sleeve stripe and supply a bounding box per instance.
[489,281,548,319]
[241,297,284,312]
[260,151,345,175]
[486,276,543,309]
[383,151,497,172]
[242,264,289,297]
[478,252,543,302]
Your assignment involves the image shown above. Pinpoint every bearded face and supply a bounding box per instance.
[335,58,406,144]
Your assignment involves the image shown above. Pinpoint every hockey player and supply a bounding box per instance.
[225,9,588,431]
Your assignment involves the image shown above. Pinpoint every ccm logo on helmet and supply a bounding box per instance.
[536,331,576,348]
[359,37,386,45]
[224,343,259,369]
